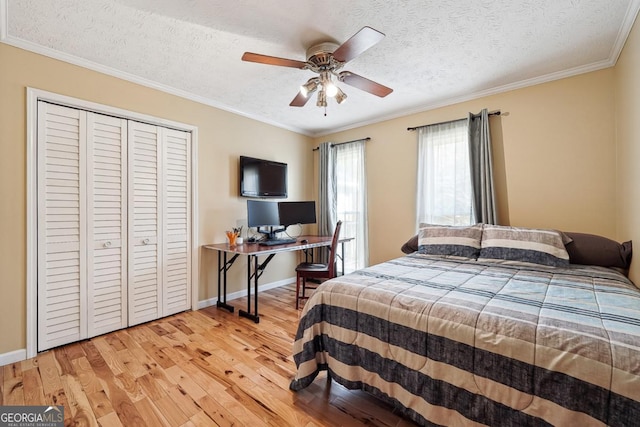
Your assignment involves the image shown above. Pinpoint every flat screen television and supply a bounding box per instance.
[239,156,288,198]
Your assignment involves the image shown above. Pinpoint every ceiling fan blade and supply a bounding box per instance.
[332,26,385,63]
[242,52,307,69]
[290,91,312,107]
[340,72,393,97]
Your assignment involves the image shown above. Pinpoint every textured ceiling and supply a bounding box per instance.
[1,0,639,136]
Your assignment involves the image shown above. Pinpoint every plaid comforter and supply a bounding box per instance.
[290,254,640,426]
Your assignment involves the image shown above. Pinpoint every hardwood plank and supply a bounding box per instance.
[133,396,171,427]
[64,342,87,361]
[45,388,72,424]
[87,389,115,419]
[135,373,167,401]
[104,333,128,351]
[153,394,191,426]
[22,368,46,405]
[60,373,99,426]
[180,360,269,426]
[81,340,147,426]
[92,336,127,376]
[194,394,243,427]
[54,345,77,376]
[97,411,124,427]
[164,385,201,418]
[114,371,146,403]
[37,351,64,397]
[71,356,103,395]
[187,410,218,427]
[140,341,176,369]
[7,284,418,426]
[169,317,194,335]
[116,348,148,378]
[2,362,24,405]
[163,365,207,401]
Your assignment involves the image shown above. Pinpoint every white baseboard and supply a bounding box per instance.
[0,348,27,366]
[197,276,294,309]
[1,278,294,366]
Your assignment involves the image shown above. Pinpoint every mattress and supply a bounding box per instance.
[290,254,640,426]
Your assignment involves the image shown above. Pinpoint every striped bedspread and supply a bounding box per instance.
[290,254,640,426]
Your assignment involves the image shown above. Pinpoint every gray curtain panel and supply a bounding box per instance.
[468,108,498,224]
[318,142,337,262]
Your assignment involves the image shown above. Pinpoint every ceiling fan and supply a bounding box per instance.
[241,26,393,110]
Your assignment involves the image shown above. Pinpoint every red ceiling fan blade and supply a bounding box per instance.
[340,72,393,97]
[242,52,308,69]
[332,26,385,63]
[290,91,312,107]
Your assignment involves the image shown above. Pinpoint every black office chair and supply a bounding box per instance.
[295,220,342,309]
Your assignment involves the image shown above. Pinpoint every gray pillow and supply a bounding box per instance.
[418,224,483,259]
[478,224,570,267]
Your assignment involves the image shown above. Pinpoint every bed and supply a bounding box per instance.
[290,224,640,426]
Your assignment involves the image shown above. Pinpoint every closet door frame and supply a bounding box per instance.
[26,88,199,359]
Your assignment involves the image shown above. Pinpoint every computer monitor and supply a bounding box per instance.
[278,201,317,227]
[247,200,284,240]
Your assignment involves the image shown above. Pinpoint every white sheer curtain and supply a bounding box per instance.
[334,140,369,271]
[416,119,475,226]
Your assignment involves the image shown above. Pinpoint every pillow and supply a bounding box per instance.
[418,224,483,259]
[401,234,419,254]
[478,224,570,267]
[564,232,632,270]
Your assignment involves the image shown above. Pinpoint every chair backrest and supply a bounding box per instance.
[327,220,343,277]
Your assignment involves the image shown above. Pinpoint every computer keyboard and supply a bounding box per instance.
[258,238,297,246]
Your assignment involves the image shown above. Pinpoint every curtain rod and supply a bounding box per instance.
[407,110,501,131]
[312,137,371,151]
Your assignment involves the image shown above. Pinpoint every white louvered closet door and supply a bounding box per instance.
[37,103,87,351]
[163,129,191,315]
[86,113,128,337]
[128,123,192,324]
[128,121,162,326]
[37,103,127,351]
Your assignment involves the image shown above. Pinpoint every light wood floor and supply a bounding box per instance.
[1,284,418,427]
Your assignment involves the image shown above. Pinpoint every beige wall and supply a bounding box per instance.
[3,13,640,356]
[0,43,313,355]
[615,15,640,283]
[316,69,618,265]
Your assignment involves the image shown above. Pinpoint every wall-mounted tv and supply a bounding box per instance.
[239,156,288,198]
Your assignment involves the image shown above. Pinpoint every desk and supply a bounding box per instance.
[204,236,352,323]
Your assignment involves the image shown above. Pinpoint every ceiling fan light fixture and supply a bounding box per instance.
[300,78,318,97]
[334,87,348,104]
[316,89,327,107]
[325,81,338,98]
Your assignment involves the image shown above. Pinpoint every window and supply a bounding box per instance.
[416,119,474,226]
[335,141,368,272]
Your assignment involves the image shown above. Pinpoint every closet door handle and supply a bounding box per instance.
[143,238,150,245]
[103,241,112,248]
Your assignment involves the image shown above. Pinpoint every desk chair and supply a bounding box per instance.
[295,220,343,309]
